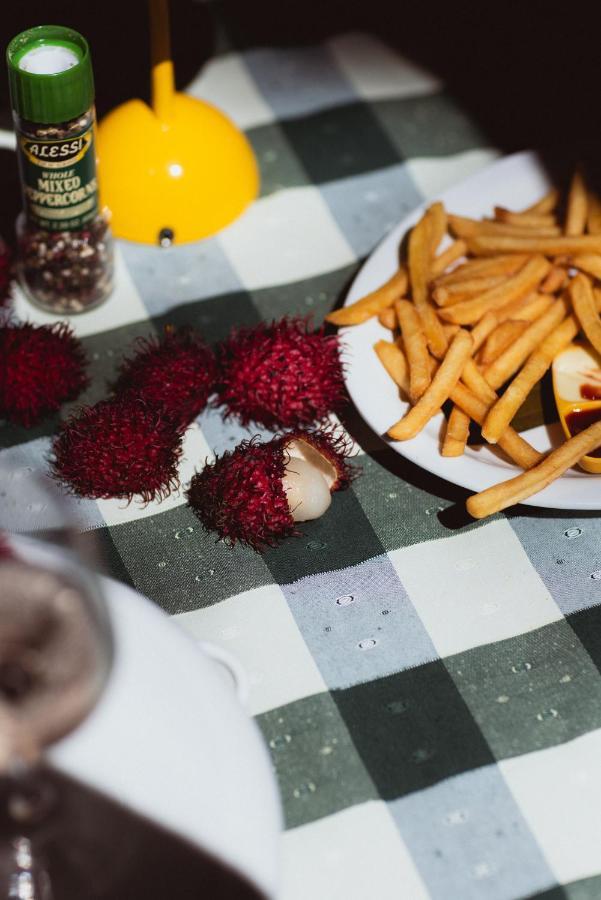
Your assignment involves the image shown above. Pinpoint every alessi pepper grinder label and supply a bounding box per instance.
[17,122,99,232]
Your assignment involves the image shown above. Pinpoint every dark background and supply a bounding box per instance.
[1,1,598,148]
[0,0,600,235]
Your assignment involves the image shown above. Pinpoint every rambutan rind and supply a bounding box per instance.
[113,326,217,426]
[0,321,88,427]
[186,427,357,551]
[215,317,346,430]
[0,531,13,560]
[51,398,184,502]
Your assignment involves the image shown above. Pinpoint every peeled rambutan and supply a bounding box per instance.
[113,326,217,426]
[51,398,184,502]
[215,317,346,430]
[0,322,88,428]
[187,428,355,551]
[287,428,354,493]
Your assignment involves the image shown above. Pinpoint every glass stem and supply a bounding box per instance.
[8,835,52,900]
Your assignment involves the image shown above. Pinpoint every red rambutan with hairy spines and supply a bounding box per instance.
[215,317,346,430]
[188,436,294,550]
[51,398,184,502]
[186,427,356,551]
[0,321,88,427]
[112,326,217,426]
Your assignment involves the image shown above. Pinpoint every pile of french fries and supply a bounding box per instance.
[326,172,601,518]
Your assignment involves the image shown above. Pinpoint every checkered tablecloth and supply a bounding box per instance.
[3,7,601,899]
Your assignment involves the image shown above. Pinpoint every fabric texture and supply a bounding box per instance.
[2,10,600,899]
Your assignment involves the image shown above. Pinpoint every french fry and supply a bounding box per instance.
[443,323,461,340]
[378,307,397,330]
[433,275,506,307]
[495,291,554,324]
[450,382,542,469]
[570,272,601,355]
[418,302,449,359]
[483,296,569,390]
[449,215,560,239]
[481,315,579,444]
[438,256,551,325]
[395,300,431,402]
[388,330,473,440]
[430,239,468,278]
[374,340,409,396]
[406,207,449,362]
[540,266,568,293]
[462,358,497,405]
[442,406,471,457]
[428,202,447,256]
[494,207,556,228]
[470,311,498,352]
[571,254,601,280]
[565,170,588,237]
[477,320,530,366]
[467,420,601,519]
[434,253,529,286]
[409,211,433,307]
[467,234,601,256]
[587,191,601,235]
[405,212,447,356]
[326,268,408,326]
[523,189,559,215]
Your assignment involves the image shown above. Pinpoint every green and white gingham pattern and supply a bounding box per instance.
[3,9,601,899]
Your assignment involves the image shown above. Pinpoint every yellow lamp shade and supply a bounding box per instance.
[97,91,258,245]
[96,1,259,245]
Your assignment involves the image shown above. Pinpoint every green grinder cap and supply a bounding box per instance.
[6,25,94,124]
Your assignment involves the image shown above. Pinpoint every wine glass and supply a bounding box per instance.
[0,462,113,899]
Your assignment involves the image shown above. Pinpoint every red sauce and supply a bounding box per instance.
[581,384,601,400]
[565,407,601,457]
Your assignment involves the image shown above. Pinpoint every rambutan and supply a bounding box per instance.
[51,398,184,502]
[215,317,346,430]
[187,428,355,550]
[0,322,88,427]
[113,326,217,426]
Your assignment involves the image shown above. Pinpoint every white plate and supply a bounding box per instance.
[342,150,601,510]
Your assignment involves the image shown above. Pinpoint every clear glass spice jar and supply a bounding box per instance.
[7,25,114,314]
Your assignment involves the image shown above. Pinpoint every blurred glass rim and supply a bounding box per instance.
[0,462,113,686]
[0,531,115,691]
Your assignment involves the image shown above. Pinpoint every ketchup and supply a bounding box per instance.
[581,384,601,400]
[565,407,601,456]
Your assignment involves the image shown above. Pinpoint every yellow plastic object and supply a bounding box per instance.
[552,341,601,474]
[96,0,258,245]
